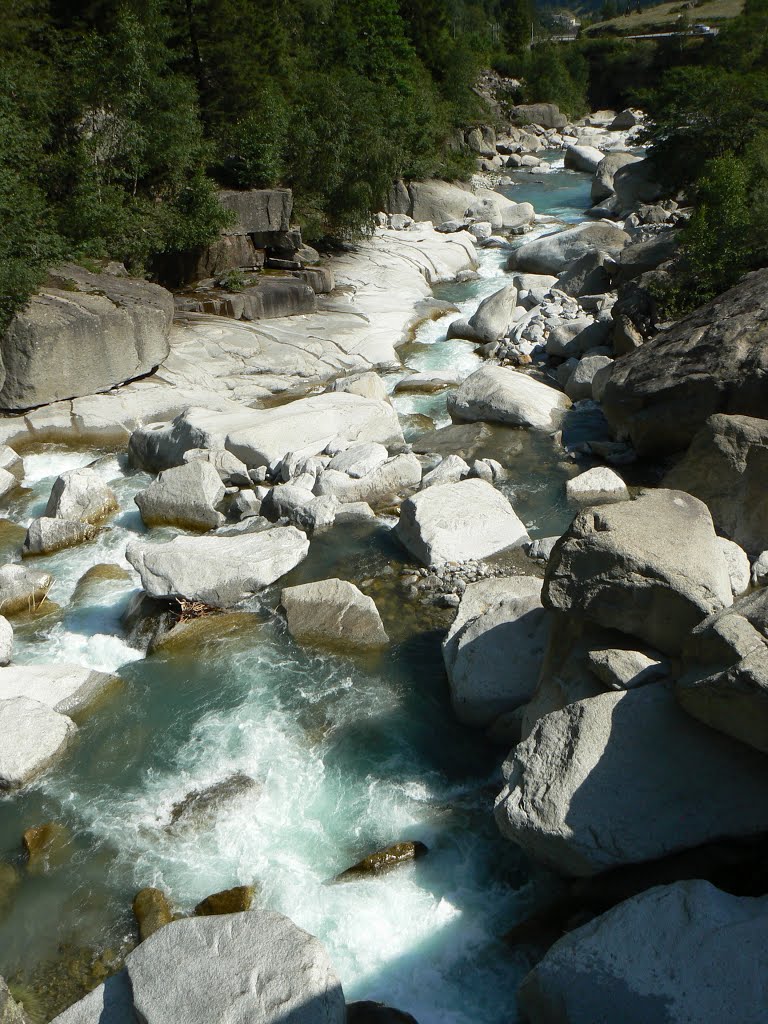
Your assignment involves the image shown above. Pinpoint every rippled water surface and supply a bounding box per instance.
[0,167,593,1022]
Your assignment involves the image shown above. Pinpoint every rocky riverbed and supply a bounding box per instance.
[0,107,766,1024]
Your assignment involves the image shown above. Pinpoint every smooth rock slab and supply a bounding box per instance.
[0,697,76,791]
[544,489,732,655]
[395,479,529,566]
[448,365,570,432]
[495,685,768,876]
[126,526,309,607]
[135,461,226,531]
[281,578,388,649]
[518,881,768,1024]
[45,467,117,524]
[442,577,548,726]
[127,912,345,1024]
[0,665,116,716]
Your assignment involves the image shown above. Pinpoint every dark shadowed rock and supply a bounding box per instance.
[133,887,174,942]
[334,841,428,882]
[347,1002,419,1024]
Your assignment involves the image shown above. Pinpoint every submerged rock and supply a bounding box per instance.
[22,822,72,874]
[334,841,428,882]
[194,885,256,916]
[44,467,117,525]
[0,977,30,1024]
[395,479,529,566]
[281,579,388,650]
[133,887,174,943]
[126,525,309,607]
[518,881,768,1024]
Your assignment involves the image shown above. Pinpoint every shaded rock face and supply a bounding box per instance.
[495,685,768,877]
[347,1002,419,1024]
[388,180,477,223]
[543,489,732,655]
[663,414,768,557]
[0,264,173,411]
[218,189,293,234]
[518,881,768,1024]
[602,270,768,456]
[591,152,643,204]
[613,157,663,212]
[509,103,567,129]
[281,579,388,650]
[442,577,549,727]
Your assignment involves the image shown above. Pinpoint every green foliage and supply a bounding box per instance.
[518,43,589,117]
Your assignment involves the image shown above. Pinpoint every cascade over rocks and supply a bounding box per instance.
[518,881,768,1024]
[602,270,768,455]
[544,489,732,655]
[495,685,768,876]
[0,264,173,411]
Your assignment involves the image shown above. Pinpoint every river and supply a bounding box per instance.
[0,160,593,1024]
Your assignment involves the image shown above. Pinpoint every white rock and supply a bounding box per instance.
[751,550,768,586]
[126,526,310,607]
[586,647,668,689]
[45,467,117,524]
[328,442,389,479]
[421,454,470,489]
[443,577,549,726]
[0,616,12,666]
[565,466,630,504]
[0,468,18,500]
[282,578,388,649]
[135,461,226,531]
[519,881,768,1024]
[396,479,529,566]
[448,365,570,431]
[717,537,751,596]
[0,446,23,479]
[0,665,115,715]
[0,697,76,791]
[182,447,251,486]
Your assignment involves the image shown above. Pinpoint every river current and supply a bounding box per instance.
[0,161,592,1023]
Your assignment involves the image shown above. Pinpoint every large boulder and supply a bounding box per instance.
[442,577,549,727]
[130,393,404,473]
[613,157,663,212]
[591,151,643,204]
[614,231,679,284]
[663,414,768,556]
[518,881,768,1024]
[449,283,518,343]
[23,517,100,556]
[52,911,346,1024]
[398,180,478,224]
[564,145,604,174]
[0,665,115,716]
[508,223,630,275]
[135,461,226,532]
[281,578,388,649]
[45,467,118,524]
[601,270,768,456]
[509,103,567,129]
[448,365,571,432]
[395,479,529,566]
[543,489,732,655]
[126,526,309,607]
[0,264,173,411]
[0,697,76,791]
[495,684,768,876]
[0,564,53,616]
[218,189,293,234]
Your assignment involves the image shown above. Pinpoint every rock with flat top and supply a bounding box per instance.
[45,467,117,524]
[448,365,570,431]
[126,526,309,607]
[396,479,529,566]
[586,647,668,689]
[544,489,732,654]
[135,461,225,532]
[566,467,629,505]
[442,577,548,726]
[0,665,115,716]
[0,697,76,791]
[518,881,768,1024]
[564,145,604,174]
[328,442,388,478]
[281,578,388,649]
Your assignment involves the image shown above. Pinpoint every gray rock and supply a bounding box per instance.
[0,697,76,791]
[509,103,567,129]
[544,489,733,655]
[240,278,316,320]
[262,484,338,531]
[0,976,30,1024]
[0,664,115,716]
[448,365,570,431]
[49,970,135,1024]
[0,563,53,616]
[45,467,117,524]
[613,158,663,213]
[495,684,768,876]
[586,647,668,689]
[282,578,388,649]
[229,489,262,520]
[663,414,768,556]
[442,577,548,726]
[556,252,613,298]
[448,283,518,344]
[313,454,422,507]
[0,617,11,667]
[564,145,604,174]
[525,536,559,562]
[509,223,630,276]
[330,372,389,403]
[395,479,529,566]
[328,442,389,479]
[610,107,642,130]
[182,448,251,487]
[565,355,614,401]
[0,446,22,479]
[218,188,292,234]
[751,550,768,586]
[717,537,751,596]
[518,881,768,1024]
[135,461,226,532]
[334,502,375,524]
[421,454,470,489]
[565,466,629,504]
[545,318,604,359]
[614,231,679,284]
[591,152,643,204]
[23,517,101,556]
[0,469,17,501]
[126,525,309,607]
[404,180,479,223]
[0,264,173,411]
